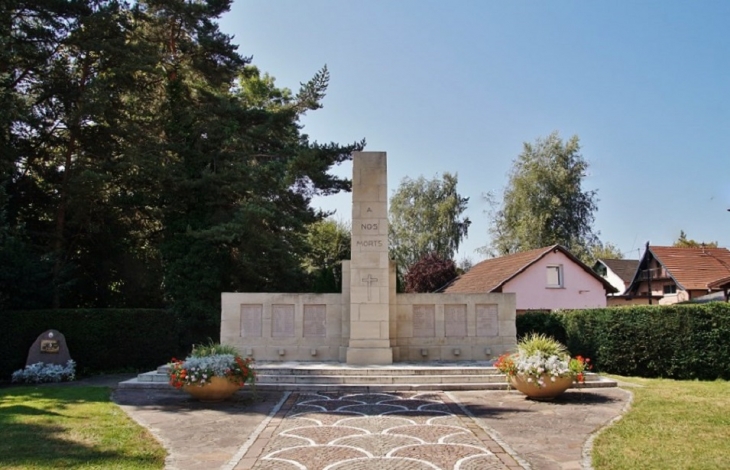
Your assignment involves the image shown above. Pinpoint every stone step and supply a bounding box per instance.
[256,374,508,385]
[136,371,506,385]
[121,366,617,391]
[119,375,617,392]
[157,363,502,376]
[255,368,502,376]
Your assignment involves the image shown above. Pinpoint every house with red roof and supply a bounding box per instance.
[443,245,617,313]
[622,245,730,305]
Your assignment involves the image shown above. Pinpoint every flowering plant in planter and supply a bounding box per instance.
[168,343,255,390]
[495,333,591,389]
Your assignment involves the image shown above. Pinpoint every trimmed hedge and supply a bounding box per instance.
[517,303,730,380]
[515,310,566,345]
[1,309,184,379]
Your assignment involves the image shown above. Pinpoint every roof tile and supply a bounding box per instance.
[649,246,730,290]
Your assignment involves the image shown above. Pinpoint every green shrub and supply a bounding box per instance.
[516,310,567,345]
[0,309,183,379]
[516,332,567,357]
[190,341,240,357]
[517,303,730,380]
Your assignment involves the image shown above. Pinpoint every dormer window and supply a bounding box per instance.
[547,265,564,288]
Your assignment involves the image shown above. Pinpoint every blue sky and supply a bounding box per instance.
[219,1,729,262]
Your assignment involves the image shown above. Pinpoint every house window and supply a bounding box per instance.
[663,285,677,294]
[546,265,563,288]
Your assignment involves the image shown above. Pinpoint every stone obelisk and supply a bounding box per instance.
[346,152,393,365]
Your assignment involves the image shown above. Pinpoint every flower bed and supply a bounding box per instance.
[11,360,76,384]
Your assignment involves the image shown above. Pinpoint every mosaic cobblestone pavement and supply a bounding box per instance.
[236,392,524,470]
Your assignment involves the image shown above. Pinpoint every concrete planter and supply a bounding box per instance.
[510,374,573,400]
[183,376,241,402]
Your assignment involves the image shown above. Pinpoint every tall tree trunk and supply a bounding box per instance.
[52,58,89,308]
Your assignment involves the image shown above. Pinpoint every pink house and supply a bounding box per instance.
[443,245,617,313]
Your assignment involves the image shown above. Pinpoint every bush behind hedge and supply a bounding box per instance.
[517,303,730,380]
[0,309,184,379]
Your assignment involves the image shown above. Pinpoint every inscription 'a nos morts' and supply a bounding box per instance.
[356,239,383,248]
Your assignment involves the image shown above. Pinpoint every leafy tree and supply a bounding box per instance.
[403,252,457,293]
[2,0,163,308]
[389,173,470,273]
[1,0,363,343]
[456,256,474,274]
[486,132,600,263]
[302,218,351,293]
[130,2,363,340]
[673,230,718,248]
[588,242,624,262]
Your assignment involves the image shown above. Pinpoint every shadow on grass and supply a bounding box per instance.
[0,421,159,469]
[0,385,113,405]
[0,387,164,469]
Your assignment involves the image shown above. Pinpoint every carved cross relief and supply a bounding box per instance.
[361,274,378,301]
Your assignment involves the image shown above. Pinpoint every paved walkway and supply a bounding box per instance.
[109,379,630,470]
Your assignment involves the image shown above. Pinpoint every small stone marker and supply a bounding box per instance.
[26,329,72,366]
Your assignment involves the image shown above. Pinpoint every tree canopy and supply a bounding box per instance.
[486,132,604,263]
[389,173,470,273]
[673,230,718,248]
[403,252,457,293]
[301,218,351,293]
[589,242,624,262]
[0,0,363,340]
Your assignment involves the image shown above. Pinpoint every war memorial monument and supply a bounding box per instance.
[220,152,516,365]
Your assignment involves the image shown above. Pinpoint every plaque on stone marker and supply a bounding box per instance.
[303,304,327,337]
[240,304,263,337]
[272,304,295,337]
[476,304,499,337]
[444,304,467,337]
[413,304,436,337]
[40,340,60,353]
[26,330,72,366]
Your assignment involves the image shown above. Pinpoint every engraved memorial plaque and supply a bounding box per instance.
[413,304,436,338]
[476,304,499,337]
[272,304,295,337]
[240,304,263,337]
[40,340,60,353]
[444,304,467,337]
[303,304,327,338]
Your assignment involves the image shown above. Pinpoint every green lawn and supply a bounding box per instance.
[593,377,730,470]
[0,386,165,469]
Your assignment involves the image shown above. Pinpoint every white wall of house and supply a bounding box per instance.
[603,269,627,295]
[503,251,608,311]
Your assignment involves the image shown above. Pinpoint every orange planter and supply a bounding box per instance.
[183,376,242,402]
[509,374,573,400]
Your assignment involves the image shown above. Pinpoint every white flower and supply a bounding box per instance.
[510,351,571,387]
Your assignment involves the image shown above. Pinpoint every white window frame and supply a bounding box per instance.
[663,284,677,295]
[546,265,564,288]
